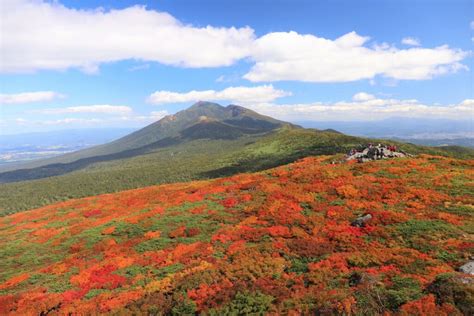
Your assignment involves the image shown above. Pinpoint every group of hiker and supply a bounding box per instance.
[346,143,408,162]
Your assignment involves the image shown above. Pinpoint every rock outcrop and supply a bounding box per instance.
[459,261,474,275]
[351,214,372,227]
[346,144,410,162]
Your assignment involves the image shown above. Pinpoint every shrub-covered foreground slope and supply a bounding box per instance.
[1,155,473,315]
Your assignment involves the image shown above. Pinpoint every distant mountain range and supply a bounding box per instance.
[298,118,473,147]
[0,128,136,149]
[0,128,135,166]
[1,102,473,215]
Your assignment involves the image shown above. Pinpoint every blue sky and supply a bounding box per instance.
[0,0,473,134]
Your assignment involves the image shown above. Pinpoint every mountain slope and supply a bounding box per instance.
[0,120,276,183]
[1,124,473,215]
[0,102,292,173]
[0,128,363,214]
[1,155,472,315]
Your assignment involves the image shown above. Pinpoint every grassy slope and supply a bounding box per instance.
[0,155,473,315]
[1,127,473,215]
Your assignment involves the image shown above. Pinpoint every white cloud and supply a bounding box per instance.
[1,1,468,84]
[401,37,421,46]
[37,105,133,115]
[0,91,64,104]
[244,31,467,82]
[40,118,104,125]
[245,93,474,121]
[471,21,474,29]
[215,73,242,83]
[9,110,169,128]
[352,92,376,102]
[1,0,255,73]
[458,99,474,109]
[147,85,291,105]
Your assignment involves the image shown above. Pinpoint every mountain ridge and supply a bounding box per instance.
[85,101,295,157]
[0,102,295,173]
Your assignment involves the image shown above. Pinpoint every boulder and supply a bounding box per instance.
[351,214,372,227]
[459,261,474,275]
[346,144,410,162]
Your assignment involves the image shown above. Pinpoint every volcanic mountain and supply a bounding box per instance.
[2,102,294,171]
[0,102,298,181]
[83,101,296,157]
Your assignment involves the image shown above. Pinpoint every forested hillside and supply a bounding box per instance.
[2,126,472,216]
[1,155,473,315]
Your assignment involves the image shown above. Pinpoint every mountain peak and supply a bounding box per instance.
[133,101,295,146]
[3,101,297,173]
[190,101,223,109]
[226,104,247,116]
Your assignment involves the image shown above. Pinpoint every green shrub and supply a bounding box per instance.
[208,292,274,315]
[385,276,422,310]
[395,220,458,252]
[171,298,197,316]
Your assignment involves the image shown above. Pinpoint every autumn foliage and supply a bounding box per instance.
[0,155,473,315]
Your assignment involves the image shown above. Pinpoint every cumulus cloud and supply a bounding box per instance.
[147,85,291,105]
[401,37,421,46]
[37,105,133,115]
[246,93,474,121]
[1,0,255,73]
[1,1,468,84]
[0,91,64,104]
[352,92,376,102]
[244,31,467,82]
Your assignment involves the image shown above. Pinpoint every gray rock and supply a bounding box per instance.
[346,144,408,162]
[459,261,474,275]
[351,214,373,227]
